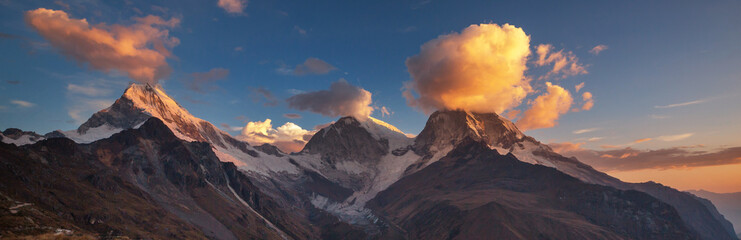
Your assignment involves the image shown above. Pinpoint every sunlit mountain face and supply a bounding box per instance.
[1,0,740,239]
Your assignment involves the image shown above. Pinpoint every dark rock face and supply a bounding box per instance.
[689,190,741,238]
[413,110,525,156]
[302,116,388,164]
[410,110,738,240]
[1,128,43,140]
[255,143,284,157]
[77,97,150,134]
[0,118,313,239]
[368,139,699,240]
[631,183,738,240]
[0,128,44,143]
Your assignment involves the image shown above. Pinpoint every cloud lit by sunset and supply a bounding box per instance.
[403,23,532,115]
[2,1,741,238]
[24,8,179,84]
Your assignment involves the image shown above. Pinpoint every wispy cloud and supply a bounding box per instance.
[220,123,244,132]
[650,114,669,119]
[633,138,652,143]
[294,25,307,35]
[589,45,608,55]
[573,127,599,134]
[655,99,707,109]
[278,57,337,76]
[283,113,301,119]
[535,44,588,80]
[183,68,229,93]
[217,0,247,14]
[550,142,741,171]
[574,82,585,92]
[250,87,279,107]
[658,133,693,142]
[67,84,111,97]
[11,100,35,108]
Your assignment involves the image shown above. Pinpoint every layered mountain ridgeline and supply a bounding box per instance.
[0,118,356,239]
[2,83,736,239]
[367,139,697,240]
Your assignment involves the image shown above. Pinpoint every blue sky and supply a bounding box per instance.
[1,0,741,183]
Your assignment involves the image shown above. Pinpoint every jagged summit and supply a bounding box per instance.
[302,115,412,163]
[55,83,228,145]
[413,110,527,156]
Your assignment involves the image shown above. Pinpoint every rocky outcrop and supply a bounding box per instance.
[302,116,389,164]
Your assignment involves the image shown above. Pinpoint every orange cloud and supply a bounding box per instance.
[237,119,315,153]
[403,23,532,114]
[575,82,585,92]
[517,82,573,131]
[535,44,588,79]
[549,141,584,153]
[633,138,652,144]
[589,44,608,55]
[218,0,247,14]
[25,8,179,84]
[581,91,594,111]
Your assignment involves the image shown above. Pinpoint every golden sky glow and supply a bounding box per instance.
[608,163,741,193]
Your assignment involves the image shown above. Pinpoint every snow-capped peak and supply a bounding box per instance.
[121,83,201,133]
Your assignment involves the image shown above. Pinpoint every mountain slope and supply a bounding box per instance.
[689,190,741,236]
[367,139,697,240]
[386,110,735,240]
[0,118,315,239]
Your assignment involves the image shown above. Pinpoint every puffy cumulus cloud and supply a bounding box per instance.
[184,68,229,93]
[535,44,587,79]
[550,143,741,171]
[403,23,532,114]
[279,57,337,76]
[287,79,374,119]
[217,0,247,14]
[589,45,608,55]
[237,119,315,153]
[516,82,573,131]
[25,8,179,84]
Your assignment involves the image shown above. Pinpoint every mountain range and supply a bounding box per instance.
[0,83,737,239]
